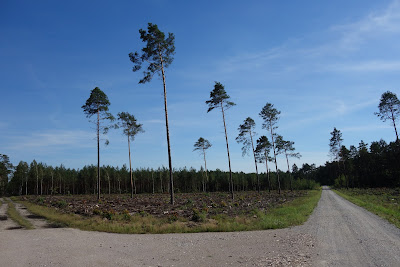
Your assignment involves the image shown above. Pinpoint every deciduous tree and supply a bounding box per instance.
[206,82,236,199]
[129,22,176,204]
[116,112,144,198]
[82,87,115,200]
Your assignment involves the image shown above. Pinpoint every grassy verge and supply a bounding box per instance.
[16,189,321,234]
[334,188,400,229]
[5,199,34,229]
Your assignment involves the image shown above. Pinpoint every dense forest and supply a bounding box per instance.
[1,159,319,197]
[311,138,400,188]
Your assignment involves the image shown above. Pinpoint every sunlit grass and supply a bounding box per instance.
[334,188,400,229]
[17,189,321,234]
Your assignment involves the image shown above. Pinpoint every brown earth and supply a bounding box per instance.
[20,190,306,220]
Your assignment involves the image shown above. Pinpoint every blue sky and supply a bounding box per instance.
[1,0,400,173]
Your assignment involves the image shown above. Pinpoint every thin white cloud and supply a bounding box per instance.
[341,124,391,132]
[327,60,400,72]
[6,130,93,151]
[282,98,377,130]
[333,0,400,50]
[213,0,400,77]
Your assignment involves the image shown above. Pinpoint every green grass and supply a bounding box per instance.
[5,199,34,230]
[334,188,400,229]
[16,189,321,234]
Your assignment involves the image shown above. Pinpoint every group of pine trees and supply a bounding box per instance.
[78,23,303,203]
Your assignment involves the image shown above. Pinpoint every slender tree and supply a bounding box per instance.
[206,82,236,199]
[236,117,260,193]
[329,127,343,161]
[116,112,144,198]
[193,137,212,192]
[259,103,282,194]
[329,127,348,188]
[82,87,115,200]
[375,91,400,141]
[129,22,176,204]
[275,135,301,191]
[0,154,13,196]
[255,136,273,192]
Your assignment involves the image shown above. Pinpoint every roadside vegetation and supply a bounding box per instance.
[5,199,34,229]
[334,188,400,229]
[15,189,320,234]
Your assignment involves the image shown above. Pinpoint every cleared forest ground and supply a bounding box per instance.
[15,190,320,234]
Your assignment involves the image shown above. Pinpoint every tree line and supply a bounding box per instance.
[2,161,318,197]
[303,91,400,188]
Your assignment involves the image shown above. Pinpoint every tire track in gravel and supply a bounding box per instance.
[0,198,22,230]
[8,198,54,229]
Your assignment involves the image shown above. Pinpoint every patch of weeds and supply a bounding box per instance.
[55,200,67,209]
[139,211,149,217]
[102,209,116,220]
[168,213,179,223]
[220,200,227,207]
[36,197,45,205]
[121,209,131,221]
[191,208,207,222]
[93,208,102,216]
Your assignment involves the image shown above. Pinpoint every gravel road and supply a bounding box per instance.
[1,188,400,266]
[303,186,400,266]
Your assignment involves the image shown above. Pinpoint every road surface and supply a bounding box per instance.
[303,186,400,266]
[1,188,399,266]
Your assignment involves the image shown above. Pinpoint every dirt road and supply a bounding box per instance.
[303,186,400,266]
[1,188,400,266]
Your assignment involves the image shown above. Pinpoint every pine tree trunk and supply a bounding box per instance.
[265,151,271,192]
[97,109,101,200]
[36,164,39,195]
[128,135,134,198]
[159,52,174,205]
[203,147,208,192]
[249,128,260,193]
[391,110,399,141]
[221,102,234,199]
[270,125,281,194]
[285,152,293,191]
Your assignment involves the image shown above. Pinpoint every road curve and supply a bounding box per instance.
[303,186,400,266]
[1,189,400,266]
